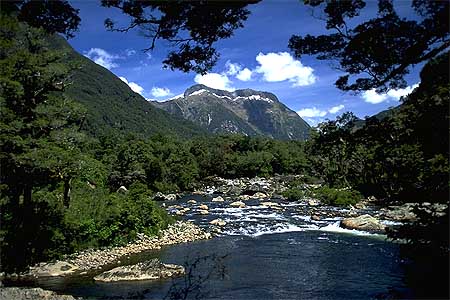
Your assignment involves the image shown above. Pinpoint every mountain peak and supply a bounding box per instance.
[153,84,310,140]
[184,85,279,103]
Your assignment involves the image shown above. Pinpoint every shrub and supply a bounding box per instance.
[313,186,361,206]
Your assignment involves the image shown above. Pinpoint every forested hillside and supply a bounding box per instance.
[47,35,207,139]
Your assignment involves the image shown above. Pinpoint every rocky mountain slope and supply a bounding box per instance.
[152,84,310,140]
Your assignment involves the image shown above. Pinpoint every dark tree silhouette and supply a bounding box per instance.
[101,0,259,74]
[289,0,449,93]
[1,0,80,38]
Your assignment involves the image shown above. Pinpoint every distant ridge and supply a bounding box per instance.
[152,84,310,140]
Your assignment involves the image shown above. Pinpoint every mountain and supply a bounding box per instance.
[152,84,311,140]
[48,35,207,138]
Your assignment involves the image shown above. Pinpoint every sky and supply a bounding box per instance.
[67,0,422,126]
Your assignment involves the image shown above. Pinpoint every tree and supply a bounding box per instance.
[289,0,449,92]
[0,15,85,271]
[1,0,80,39]
[101,0,259,74]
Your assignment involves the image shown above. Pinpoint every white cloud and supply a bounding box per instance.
[225,61,241,76]
[297,107,327,118]
[84,48,121,70]
[119,76,145,95]
[297,104,346,126]
[362,84,419,104]
[151,87,173,98]
[328,104,345,114]
[255,52,316,86]
[194,73,234,91]
[236,68,253,81]
[125,49,136,56]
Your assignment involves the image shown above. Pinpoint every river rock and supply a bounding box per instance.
[260,201,280,208]
[198,204,209,210]
[93,259,185,282]
[154,192,178,201]
[311,215,321,221]
[116,186,128,194]
[340,215,385,232]
[198,209,209,215]
[308,199,320,206]
[28,261,79,277]
[211,196,224,202]
[238,195,251,201]
[209,219,227,226]
[230,201,246,208]
[0,287,78,300]
[252,192,268,199]
[187,199,197,204]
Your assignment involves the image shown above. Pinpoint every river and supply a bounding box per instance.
[21,194,415,299]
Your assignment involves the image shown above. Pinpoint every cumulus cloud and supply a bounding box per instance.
[225,61,241,76]
[119,76,145,95]
[151,87,173,98]
[255,52,316,86]
[84,48,122,70]
[328,104,345,114]
[236,68,253,81]
[297,107,327,118]
[297,104,346,126]
[362,84,419,104]
[225,61,253,82]
[194,72,234,91]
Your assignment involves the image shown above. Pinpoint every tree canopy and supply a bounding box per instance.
[101,0,259,74]
[289,0,449,93]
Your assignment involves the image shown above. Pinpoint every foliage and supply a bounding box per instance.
[101,0,259,74]
[2,0,80,38]
[313,186,361,206]
[289,1,449,92]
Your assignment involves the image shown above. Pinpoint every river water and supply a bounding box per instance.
[25,194,415,299]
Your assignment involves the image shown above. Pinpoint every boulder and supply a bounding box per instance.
[154,192,178,201]
[116,186,128,194]
[211,196,224,202]
[93,259,184,282]
[311,215,321,221]
[340,215,385,232]
[238,195,251,201]
[209,219,227,226]
[187,199,197,204]
[308,199,320,206]
[252,192,268,199]
[198,209,209,215]
[28,261,79,277]
[198,204,209,210]
[230,201,246,208]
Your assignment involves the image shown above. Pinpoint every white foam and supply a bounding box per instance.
[222,223,309,237]
[318,221,385,237]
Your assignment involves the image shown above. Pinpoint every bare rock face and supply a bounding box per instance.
[0,287,77,300]
[93,259,184,282]
[340,215,385,232]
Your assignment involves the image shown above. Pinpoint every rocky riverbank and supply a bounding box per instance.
[0,287,79,300]
[24,221,211,279]
[93,259,185,282]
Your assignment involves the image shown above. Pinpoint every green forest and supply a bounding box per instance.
[0,2,448,293]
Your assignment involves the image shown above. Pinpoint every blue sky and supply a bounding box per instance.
[68,1,421,126]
